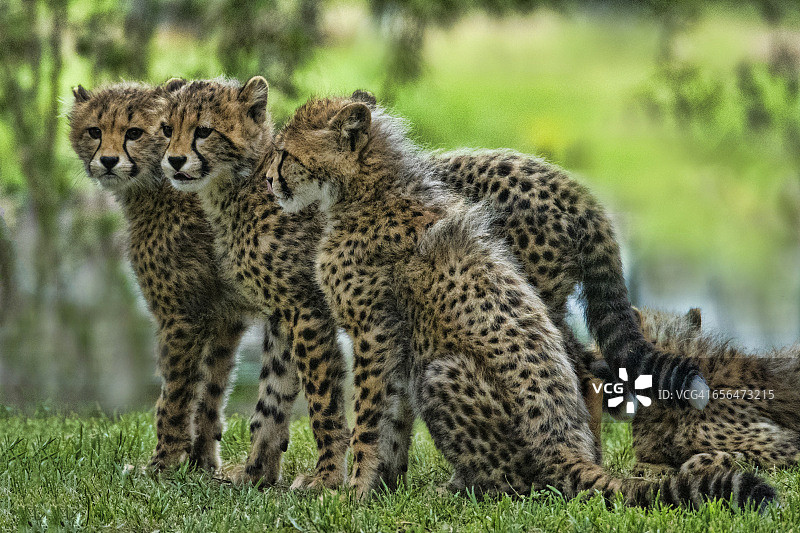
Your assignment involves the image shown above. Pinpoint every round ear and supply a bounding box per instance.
[239,76,269,123]
[686,308,702,330]
[350,90,377,106]
[73,85,91,103]
[162,78,188,93]
[329,102,371,153]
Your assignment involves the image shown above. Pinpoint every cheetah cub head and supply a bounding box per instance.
[160,76,272,193]
[69,81,185,194]
[267,91,382,213]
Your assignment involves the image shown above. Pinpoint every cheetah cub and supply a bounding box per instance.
[359,90,709,424]
[429,148,710,416]
[69,81,247,473]
[627,307,800,472]
[159,77,350,489]
[266,94,776,508]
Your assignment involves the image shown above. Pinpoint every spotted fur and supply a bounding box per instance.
[427,149,709,415]
[348,92,707,435]
[629,307,800,472]
[68,82,247,473]
[159,77,350,489]
[265,94,776,509]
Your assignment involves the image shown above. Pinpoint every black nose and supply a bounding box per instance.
[168,156,187,170]
[100,156,119,170]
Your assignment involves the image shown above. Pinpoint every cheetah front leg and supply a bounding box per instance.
[189,318,246,472]
[233,319,299,487]
[634,411,800,471]
[699,427,800,470]
[373,387,415,492]
[413,354,538,496]
[732,424,800,468]
[345,312,411,499]
[560,325,605,461]
[288,306,351,490]
[149,322,203,472]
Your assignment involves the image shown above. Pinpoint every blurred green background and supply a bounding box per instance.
[0,0,798,414]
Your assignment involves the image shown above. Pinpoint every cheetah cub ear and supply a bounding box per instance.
[239,75,270,124]
[350,90,377,106]
[162,77,188,93]
[686,308,702,330]
[329,102,371,153]
[72,85,91,103]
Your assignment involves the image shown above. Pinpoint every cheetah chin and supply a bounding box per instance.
[168,172,210,193]
[275,181,339,214]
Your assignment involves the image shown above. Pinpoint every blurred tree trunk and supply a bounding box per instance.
[212,0,322,101]
[779,172,800,338]
[0,212,19,402]
[0,214,17,326]
[0,0,172,410]
[0,0,66,308]
[769,34,800,339]
[379,10,426,101]
[124,0,160,78]
[0,0,76,404]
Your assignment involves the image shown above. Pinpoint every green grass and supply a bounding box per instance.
[3,410,800,532]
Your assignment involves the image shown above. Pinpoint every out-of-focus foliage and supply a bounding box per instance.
[638,27,800,250]
[369,0,566,91]
[369,0,800,95]
[211,0,322,96]
[0,0,159,410]
[72,0,160,80]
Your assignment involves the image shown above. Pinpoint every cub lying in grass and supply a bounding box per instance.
[624,307,800,473]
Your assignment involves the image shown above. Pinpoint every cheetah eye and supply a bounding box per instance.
[162,124,173,138]
[87,127,101,139]
[125,128,144,141]
[195,127,213,139]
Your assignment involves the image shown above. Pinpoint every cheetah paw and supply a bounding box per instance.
[123,464,149,477]
[187,451,220,473]
[147,447,189,473]
[290,470,344,491]
[225,463,279,488]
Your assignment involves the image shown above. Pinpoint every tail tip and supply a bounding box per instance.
[688,376,710,410]
[751,483,778,514]
[607,393,638,420]
[738,473,778,513]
